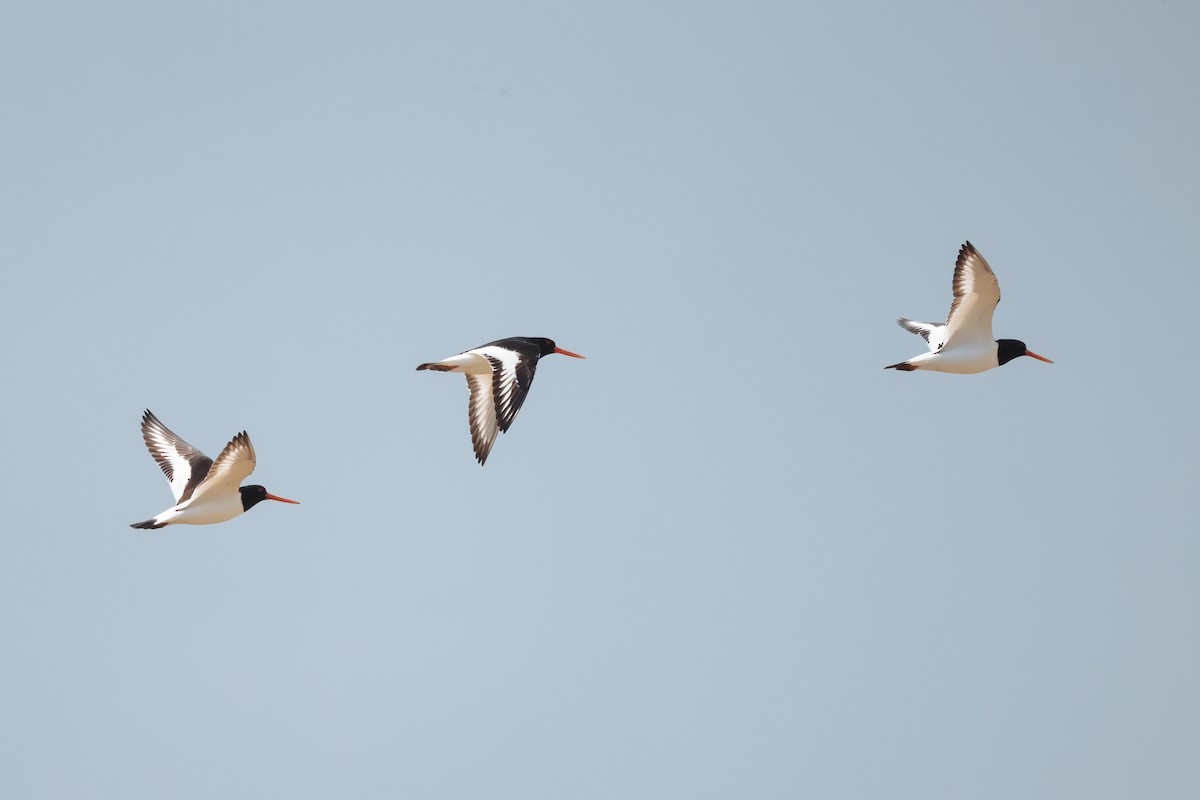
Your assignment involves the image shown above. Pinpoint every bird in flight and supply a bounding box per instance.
[886,241,1052,374]
[417,337,585,464]
[130,410,299,529]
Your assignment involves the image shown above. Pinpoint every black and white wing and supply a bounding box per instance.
[896,318,948,352]
[189,431,256,502]
[465,372,500,465]
[141,409,213,504]
[942,241,1001,347]
[475,345,539,433]
[462,345,540,464]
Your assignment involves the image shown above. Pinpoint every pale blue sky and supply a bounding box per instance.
[2,2,1198,798]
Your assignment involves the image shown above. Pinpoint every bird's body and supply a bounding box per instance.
[886,242,1052,374]
[130,410,298,529]
[141,489,246,528]
[417,337,585,464]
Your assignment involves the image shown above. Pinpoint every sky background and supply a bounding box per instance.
[2,1,1198,798]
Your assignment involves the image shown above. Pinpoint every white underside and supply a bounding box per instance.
[427,352,493,374]
[151,493,245,526]
[903,344,999,374]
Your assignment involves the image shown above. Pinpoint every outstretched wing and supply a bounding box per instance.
[942,241,1001,347]
[474,345,539,434]
[465,372,500,465]
[189,431,256,502]
[141,410,213,504]
[896,318,947,352]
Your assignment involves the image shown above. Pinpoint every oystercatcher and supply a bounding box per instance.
[886,241,1053,374]
[130,410,299,529]
[417,337,585,464]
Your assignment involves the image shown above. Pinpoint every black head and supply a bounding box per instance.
[499,337,585,360]
[997,339,1054,366]
[239,484,301,512]
[527,337,558,357]
[483,337,555,357]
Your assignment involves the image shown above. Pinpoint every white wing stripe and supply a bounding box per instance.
[141,410,213,504]
[473,345,534,432]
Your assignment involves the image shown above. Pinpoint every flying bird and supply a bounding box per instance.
[417,337,586,464]
[130,410,299,529]
[886,241,1053,374]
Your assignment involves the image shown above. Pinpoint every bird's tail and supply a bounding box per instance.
[884,361,918,371]
[130,518,167,530]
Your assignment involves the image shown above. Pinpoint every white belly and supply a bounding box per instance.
[167,494,245,526]
[430,352,493,374]
[910,345,998,374]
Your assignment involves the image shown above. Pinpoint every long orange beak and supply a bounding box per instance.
[554,347,586,359]
[265,493,300,504]
[1025,350,1053,364]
